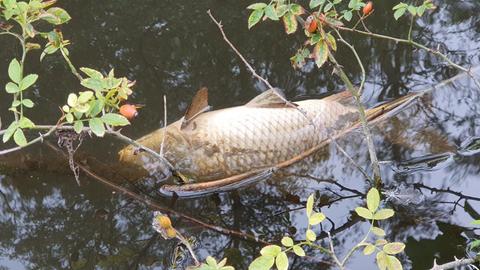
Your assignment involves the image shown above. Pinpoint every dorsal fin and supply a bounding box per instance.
[181,87,210,129]
[246,88,296,108]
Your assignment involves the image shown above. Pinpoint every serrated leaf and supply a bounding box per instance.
[5,82,20,93]
[383,242,405,255]
[313,40,329,68]
[89,118,105,137]
[248,9,264,29]
[81,78,104,91]
[367,188,380,213]
[371,227,386,237]
[73,121,84,134]
[87,99,104,117]
[2,121,18,143]
[306,229,316,241]
[282,12,297,34]
[275,252,288,270]
[293,245,305,257]
[306,194,314,217]
[392,3,408,10]
[248,255,274,270]
[247,3,267,10]
[101,113,130,126]
[8,59,22,83]
[309,212,326,225]
[281,236,294,247]
[363,244,376,255]
[265,5,279,20]
[373,209,394,220]
[355,207,373,219]
[260,245,281,257]
[343,10,353,21]
[13,128,27,146]
[19,74,38,91]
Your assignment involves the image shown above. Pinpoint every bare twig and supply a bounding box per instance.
[207,10,273,90]
[330,139,373,182]
[327,231,343,269]
[160,95,167,157]
[44,141,271,245]
[430,257,479,270]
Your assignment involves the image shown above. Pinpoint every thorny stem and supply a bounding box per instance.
[337,26,480,90]
[430,256,480,270]
[327,53,382,185]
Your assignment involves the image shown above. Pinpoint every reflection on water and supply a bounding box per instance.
[1,0,480,269]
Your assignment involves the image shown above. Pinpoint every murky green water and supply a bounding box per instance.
[1,0,480,269]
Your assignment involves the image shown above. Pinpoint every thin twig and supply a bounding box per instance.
[326,231,343,269]
[207,10,273,90]
[160,95,167,157]
[330,139,373,182]
[430,257,479,270]
[44,141,271,245]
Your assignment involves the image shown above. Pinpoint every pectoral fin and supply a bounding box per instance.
[181,87,211,129]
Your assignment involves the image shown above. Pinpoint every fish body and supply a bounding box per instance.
[119,89,361,182]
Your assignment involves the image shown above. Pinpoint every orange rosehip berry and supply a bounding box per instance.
[363,1,373,16]
[119,104,138,120]
[305,15,318,33]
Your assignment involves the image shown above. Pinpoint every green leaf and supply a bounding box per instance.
[66,113,74,123]
[19,74,38,91]
[306,229,316,241]
[386,255,403,270]
[355,207,373,219]
[375,239,388,246]
[309,212,326,225]
[248,256,274,270]
[206,256,217,266]
[309,0,325,9]
[310,33,322,45]
[376,251,388,270]
[417,5,426,16]
[265,5,279,20]
[87,99,104,117]
[43,7,71,24]
[8,59,22,84]
[89,118,105,137]
[19,117,35,128]
[275,252,288,270]
[290,4,304,15]
[101,113,130,126]
[22,99,34,108]
[383,242,405,255]
[313,40,329,68]
[469,240,480,250]
[371,226,386,237]
[367,188,380,213]
[247,3,267,10]
[306,194,314,217]
[407,5,417,16]
[2,121,18,143]
[281,236,294,247]
[393,7,407,20]
[392,3,408,10]
[373,209,395,220]
[80,67,104,79]
[13,128,27,146]
[326,33,337,51]
[324,2,333,12]
[73,121,84,134]
[248,9,264,29]
[292,245,305,257]
[5,82,20,93]
[282,12,297,34]
[276,5,289,17]
[78,91,94,103]
[343,10,353,21]
[260,245,282,257]
[363,244,376,255]
[471,220,480,225]
[81,78,104,91]
[12,100,21,107]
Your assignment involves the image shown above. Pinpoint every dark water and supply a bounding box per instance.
[1,0,480,269]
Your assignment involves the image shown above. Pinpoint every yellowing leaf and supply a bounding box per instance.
[371,227,386,237]
[13,128,27,146]
[376,251,388,270]
[313,40,329,68]
[363,244,376,255]
[249,255,275,270]
[275,252,288,270]
[383,242,405,255]
[293,245,305,257]
[260,245,281,257]
[367,188,380,213]
[373,209,395,220]
[309,212,326,225]
[306,229,316,241]
[282,12,297,34]
[387,255,403,270]
[375,239,388,246]
[306,194,314,217]
[248,9,264,29]
[281,236,294,247]
[355,207,373,219]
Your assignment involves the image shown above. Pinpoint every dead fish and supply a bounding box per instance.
[118,87,418,196]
